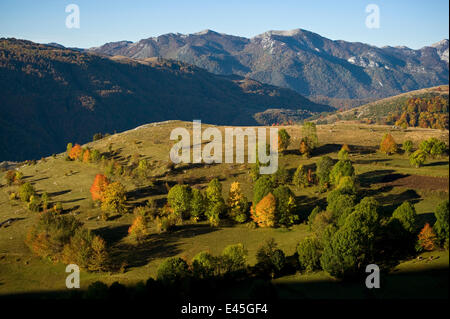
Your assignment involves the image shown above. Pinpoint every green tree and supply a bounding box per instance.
[409,149,427,167]
[157,257,190,284]
[167,184,192,220]
[277,129,291,153]
[301,122,318,149]
[190,188,206,221]
[272,185,298,226]
[256,238,286,276]
[402,140,413,154]
[221,243,248,275]
[192,251,219,278]
[326,190,356,226]
[19,182,35,202]
[391,201,417,233]
[205,178,226,226]
[297,237,322,272]
[253,175,274,206]
[434,200,449,246]
[292,164,309,188]
[316,156,334,188]
[329,160,355,186]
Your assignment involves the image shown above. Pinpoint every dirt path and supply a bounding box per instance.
[381,174,449,191]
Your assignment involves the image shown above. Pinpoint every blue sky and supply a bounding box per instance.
[0,0,448,49]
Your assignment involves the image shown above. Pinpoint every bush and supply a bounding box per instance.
[297,237,322,272]
[434,200,449,246]
[227,182,249,223]
[380,133,398,155]
[253,175,274,206]
[157,257,190,284]
[391,201,417,233]
[167,184,192,220]
[402,140,413,154]
[409,149,427,167]
[27,194,41,212]
[316,156,334,188]
[270,165,290,186]
[272,186,298,226]
[68,144,83,160]
[90,149,101,163]
[335,176,357,195]
[278,129,291,153]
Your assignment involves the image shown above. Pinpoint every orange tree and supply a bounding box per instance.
[379,133,398,155]
[90,174,109,201]
[251,193,276,228]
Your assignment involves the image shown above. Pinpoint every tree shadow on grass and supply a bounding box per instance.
[295,195,327,221]
[48,189,71,197]
[313,144,342,156]
[112,223,220,268]
[423,161,448,167]
[376,189,421,217]
[357,169,401,187]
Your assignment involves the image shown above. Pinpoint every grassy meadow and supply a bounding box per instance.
[0,121,448,298]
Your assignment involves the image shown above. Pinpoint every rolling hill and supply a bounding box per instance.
[0,38,331,161]
[314,85,449,126]
[91,29,449,104]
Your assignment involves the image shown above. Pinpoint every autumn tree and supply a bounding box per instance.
[90,174,109,201]
[253,175,274,206]
[68,144,83,160]
[251,193,276,228]
[379,133,398,155]
[4,170,16,186]
[417,223,437,251]
[101,181,127,214]
[82,148,91,163]
[299,137,311,158]
[128,215,149,243]
[277,129,291,153]
[227,182,249,223]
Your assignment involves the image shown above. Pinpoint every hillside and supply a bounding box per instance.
[0,38,331,161]
[91,29,449,102]
[0,121,448,298]
[314,85,449,126]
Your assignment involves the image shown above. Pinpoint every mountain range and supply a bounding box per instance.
[91,29,449,104]
[0,38,330,161]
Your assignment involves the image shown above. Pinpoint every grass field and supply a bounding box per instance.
[0,121,448,298]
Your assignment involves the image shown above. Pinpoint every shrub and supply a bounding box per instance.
[335,176,357,195]
[41,192,50,211]
[227,182,249,223]
[278,129,291,153]
[157,257,190,284]
[90,174,109,201]
[402,140,413,154]
[292,164,309,188]
[167,184,192,220]
[190,188,206,221]
[28,195,41,212]
[316,156,334,188]
[272,186,298,226]
[307,206,321,230]
[251,193,276,228]
[253,175,273,206]
[409,149,427,167]
[380,133,398,155]
[417,223,437,251]
[101,182,127,214]
[221,243,248,274]
[329,160,354,186]
[391,201,417,233]
[19,182,35,202]
[297,237,322,272]
[433,200,449,246]
[90,149,101,163]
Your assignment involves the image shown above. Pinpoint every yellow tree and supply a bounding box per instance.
[418,223,437,251]
[128,215,149,243]
[380,133,398,155]
[101,181,127,214]
[227,182,249,223]
[251,193,276,228]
